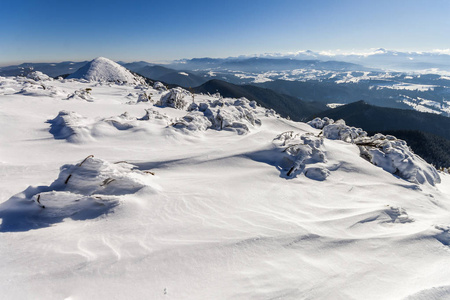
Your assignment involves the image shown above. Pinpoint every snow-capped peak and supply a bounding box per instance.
[67,57,144,84]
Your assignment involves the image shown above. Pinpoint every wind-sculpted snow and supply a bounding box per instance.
[309,117,441,185]
[273,131,330,180]
[173,97,262,134]
[48,110,93,142]
[4,70,450,299]
[48,109,173,142]
[0,156,158,231]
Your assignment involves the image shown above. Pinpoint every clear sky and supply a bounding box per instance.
[0,0,449,65]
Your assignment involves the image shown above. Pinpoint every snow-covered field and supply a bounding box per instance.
[2,60,450,300]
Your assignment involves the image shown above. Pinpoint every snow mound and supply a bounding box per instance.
[157,87,191,109]
[173,97,261,135]
[357,133,441,185]
[67,57,145,85]
[273,131,329,180]
[0,156,157,231]
[66,87,94,101]
[26,71,52,81]
[102,112,139,130]
[309,118,441,185]
[47,110,93,142]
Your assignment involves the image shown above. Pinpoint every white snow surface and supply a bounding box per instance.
[67,57,145,84]
[1,75,450,299]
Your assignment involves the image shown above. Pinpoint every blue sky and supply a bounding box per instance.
[0,0,449,65]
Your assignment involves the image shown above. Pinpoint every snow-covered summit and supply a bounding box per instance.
[67,57,145,84]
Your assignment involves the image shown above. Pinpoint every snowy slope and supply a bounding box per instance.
[67,57,145,84]
[1,73,450,300]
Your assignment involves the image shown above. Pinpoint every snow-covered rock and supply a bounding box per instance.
[274,131,329,179]
[309,117,441,185]
[357,133,441,185]
[308,117,334,129]
[139,108,170,124]
[26,71,52,81]
[153,81,167,91]
[157,87,191,109]
[137,91,152,103]
[173,97,261,135]
[322,119,367,142]
[66,88,94,101]
[67,57,145,85]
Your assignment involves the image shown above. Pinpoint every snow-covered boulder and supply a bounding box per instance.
[274,132,329,179]
[0,156,158,231]
[139,108,170,124]
[137,92,152,103]
[322,119,367,142]
[173,97,261,135]
[47,111,93,143]
[153,81,167,91]
[157,87,191,109]
[173,111,212,132]
[66,88,94,101]
[26,71,52,81]
[308,118,367,142]
[308,117,334,129]
[67,57,145,85]
[309,117,441,185]
[357,134,441,185]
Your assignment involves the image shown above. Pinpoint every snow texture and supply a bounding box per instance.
[2,65,450,300]
[48,110,93,143]
[0,156,157,231]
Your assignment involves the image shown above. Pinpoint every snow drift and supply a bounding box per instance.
[0,156,157,231]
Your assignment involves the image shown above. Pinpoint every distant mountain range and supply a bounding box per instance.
[167,57,369,73]
[0,61,88,77]
[226,48,450,72]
